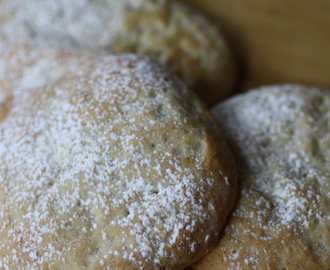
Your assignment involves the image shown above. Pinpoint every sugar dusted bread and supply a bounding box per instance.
[0,38,103,123]
[192,84,330,270]
[0,54,237,269]
[0,0,236,105]
[110,0,236,105]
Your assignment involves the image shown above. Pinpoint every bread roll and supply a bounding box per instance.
[192,84,330,269]
[0,54,237,269]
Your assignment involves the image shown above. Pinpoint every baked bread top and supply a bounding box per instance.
[0,54,236,269]
[0,0,235,105]
[192,84,330,270]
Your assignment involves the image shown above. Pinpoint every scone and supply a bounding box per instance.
[192,84,330,269]
[0,54,237,269]
[0,0,236,105]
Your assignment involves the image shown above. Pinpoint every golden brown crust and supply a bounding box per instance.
[111,0,236,105]
[0,94,12,123]
[0,54,236,269]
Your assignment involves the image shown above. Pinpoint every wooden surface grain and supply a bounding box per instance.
[182,0,330,93]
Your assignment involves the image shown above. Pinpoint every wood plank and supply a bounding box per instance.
[182,0,330,92]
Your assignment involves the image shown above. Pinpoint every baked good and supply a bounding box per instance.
[0,37,104,122]
[192,84,330,269]
[0,54,237,269]
[110,0,236,105]
[0,0,236,105]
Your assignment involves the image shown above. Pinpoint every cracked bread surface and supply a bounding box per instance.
[0,54,237,269]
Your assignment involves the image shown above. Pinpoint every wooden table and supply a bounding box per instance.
[183,0,330,93]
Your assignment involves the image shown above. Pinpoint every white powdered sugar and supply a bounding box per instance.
[0,54,232,269]
[194,84,330,269]
[0,0,235,107]
[213,85,330,229]
[0,0,124,48]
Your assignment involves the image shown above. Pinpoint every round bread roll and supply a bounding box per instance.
[0,0,236,105]
[192,84,330,269]
[0,54,237,269]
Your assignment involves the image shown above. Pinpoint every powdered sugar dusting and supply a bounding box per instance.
[0,0,124,48]
[0,36,103,111]
[213,85,330,228]
[195,84,330,269]
[0,0,235,106]
[0,54,231,269]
